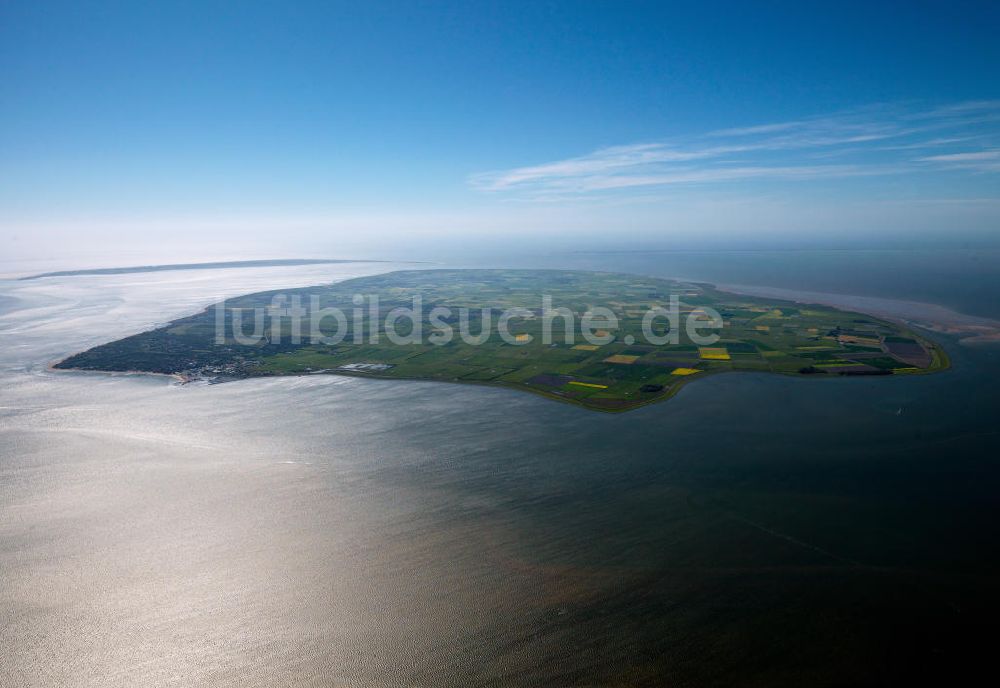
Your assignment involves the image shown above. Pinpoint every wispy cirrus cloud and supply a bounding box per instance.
[918,149,1000,162]
[470,101,1000,198]
[917,148,1000,172]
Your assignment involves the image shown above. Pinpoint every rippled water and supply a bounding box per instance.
[2,257,999,686]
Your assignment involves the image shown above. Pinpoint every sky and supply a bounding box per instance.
[1,1,999,265]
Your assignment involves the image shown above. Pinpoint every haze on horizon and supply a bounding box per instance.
[2,1,999,267]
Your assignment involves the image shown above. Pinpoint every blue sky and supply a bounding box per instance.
[2,1,999,262]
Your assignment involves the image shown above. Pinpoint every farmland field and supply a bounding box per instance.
[55,269,949,411]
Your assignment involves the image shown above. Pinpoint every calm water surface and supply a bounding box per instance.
[2,253,999,686]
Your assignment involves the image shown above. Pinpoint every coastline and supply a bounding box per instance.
[40,271,965,411]
[717,282,1000,346]
[46,360,189,384]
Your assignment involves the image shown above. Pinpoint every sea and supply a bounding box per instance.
[2,249,999,686]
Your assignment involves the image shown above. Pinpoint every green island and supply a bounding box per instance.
[56,269,948,411]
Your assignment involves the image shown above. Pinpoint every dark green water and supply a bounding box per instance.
[353,334,1000,685]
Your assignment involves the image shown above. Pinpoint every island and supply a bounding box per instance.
[55,269,948,411]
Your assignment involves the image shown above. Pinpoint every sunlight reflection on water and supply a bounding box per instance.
[2,259,1000,686]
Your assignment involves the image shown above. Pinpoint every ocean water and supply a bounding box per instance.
[2,253,999,686]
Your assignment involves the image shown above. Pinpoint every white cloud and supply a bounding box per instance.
[918,149,1000,162]
[470,101,1000,198]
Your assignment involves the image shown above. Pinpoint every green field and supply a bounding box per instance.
[56,269,949,411]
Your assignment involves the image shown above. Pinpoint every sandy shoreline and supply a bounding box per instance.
[45,360,189,383]
[718,283,1000,345]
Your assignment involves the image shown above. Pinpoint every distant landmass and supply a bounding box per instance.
[55,269,948,412]
[18,258,390,280]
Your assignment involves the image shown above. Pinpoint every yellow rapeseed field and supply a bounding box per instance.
[603,354,639,364]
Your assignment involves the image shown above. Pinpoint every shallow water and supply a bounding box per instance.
[2,255,999,686]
